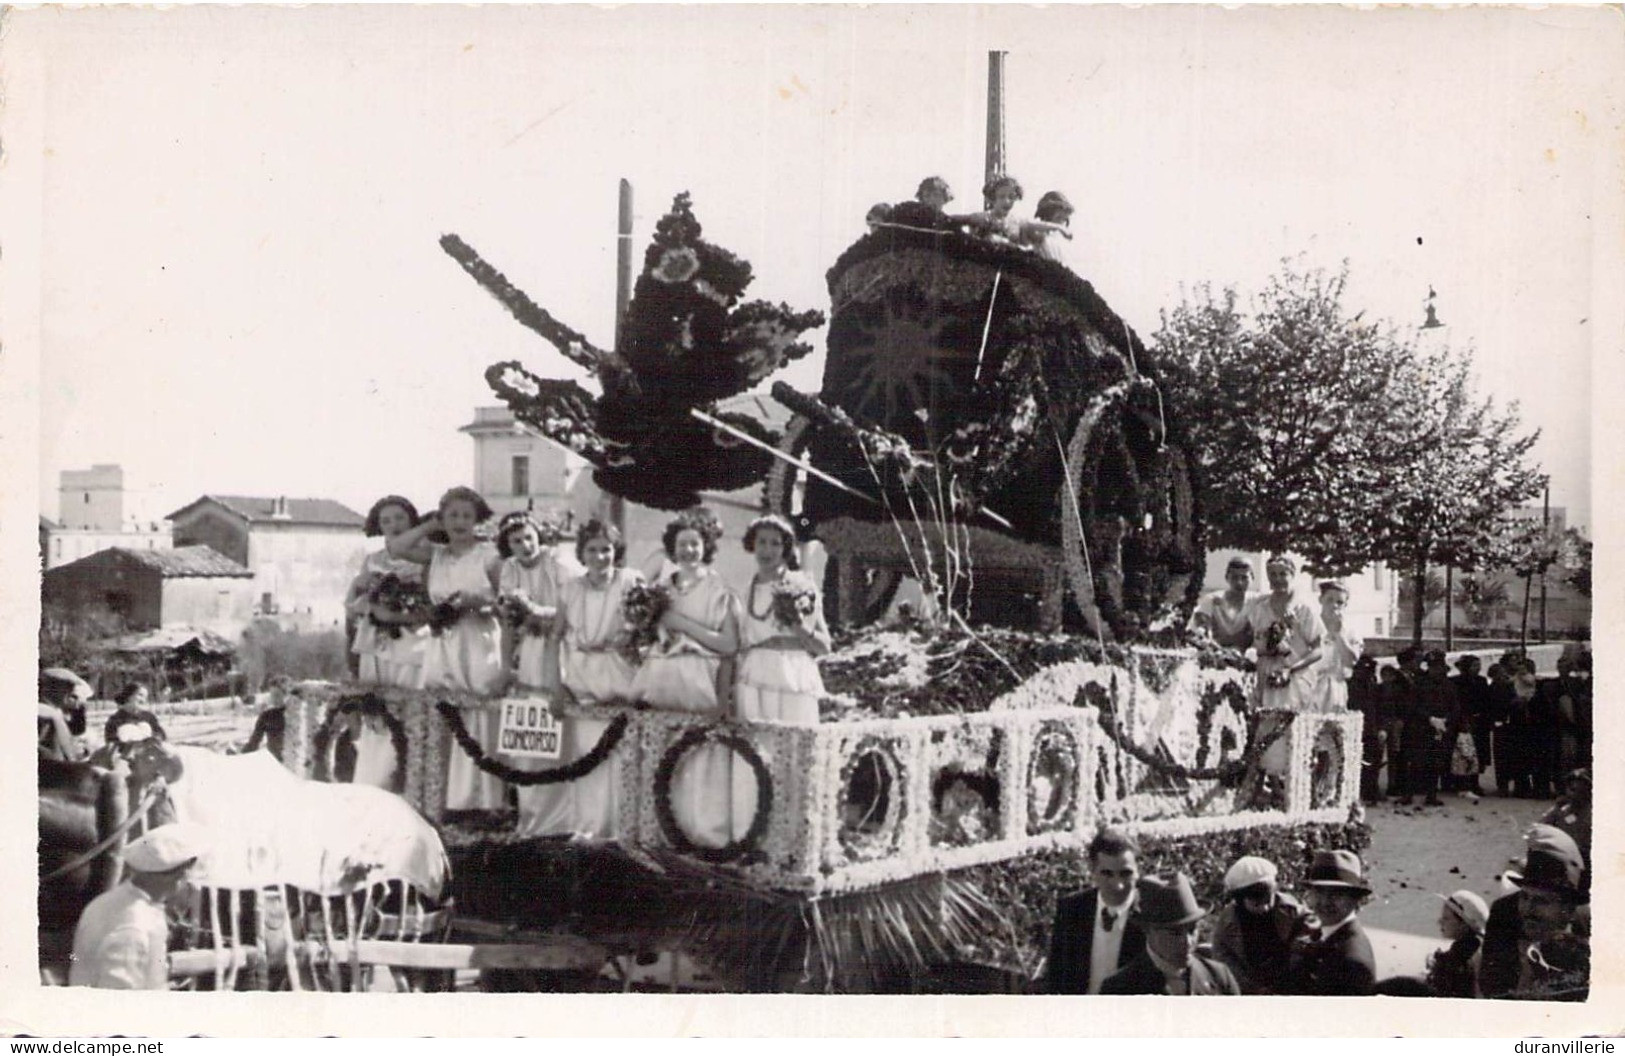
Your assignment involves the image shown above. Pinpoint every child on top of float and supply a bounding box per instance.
[494,509,584,836]
[390,486,507,812]
[1309,579,1363,713]
[1029,190,1077,263]
[733,514,829,726]
[555,518,644,839]
[346,495,430,689]
[628,510,742,848]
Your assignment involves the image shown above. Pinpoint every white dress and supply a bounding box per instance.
[628,568,743,848]
[499,549,583,837]
[1309,623,1364,713]
[1243,593,1325,775]
[350,549,427,688]
[735,570,828,724]
[559,567,644,838]
[1191,590,1257,651]
[421,541,506,811]
[351,716,399,789]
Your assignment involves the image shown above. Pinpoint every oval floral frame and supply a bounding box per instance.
[652,724,774,865]
[1026,721,1080,836]
[836,735,908,861]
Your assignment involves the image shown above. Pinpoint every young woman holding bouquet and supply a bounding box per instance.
[735,514,829,725]
[346,496,430,688]
[1242,555,1325,711]
[496,510,583,835]
[628,510,742,847]
[390,486,507,811]
[556,518,643,838]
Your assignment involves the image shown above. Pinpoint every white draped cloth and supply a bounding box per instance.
[160,745,448,898]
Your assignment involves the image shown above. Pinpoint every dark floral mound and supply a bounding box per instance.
[818,624,1249,721]
[960,819,1372,978]
[448,193,825,511]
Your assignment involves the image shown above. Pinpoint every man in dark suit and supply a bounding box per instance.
[1100,873,1240,995]
[1292,849,1378,995]
[1044,828,1145,994]
[1480,824,1588,999]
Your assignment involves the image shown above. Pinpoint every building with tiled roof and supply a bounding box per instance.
[43,545,256,637]
[166,495,367,626]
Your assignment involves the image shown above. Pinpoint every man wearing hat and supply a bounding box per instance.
[69,823,205,989]
[1479,824,1588,999]
[1100,874,1240,995]
[1210,855,1315,994]
[1291,849,1377,995]
[1426,889,1489,998]
[1044,828,1147,994]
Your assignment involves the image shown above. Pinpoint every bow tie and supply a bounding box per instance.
[1102,908,1118,932]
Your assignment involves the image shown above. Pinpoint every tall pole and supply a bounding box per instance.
[609,179,634,536]
[1540,479,1550,643]
[1444,563,1454,651]
[985,51,1007,189]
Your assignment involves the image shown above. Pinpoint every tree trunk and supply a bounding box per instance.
[1520,572,1533,652]
[1411,556,1427,648]
[1444,564,1454,651]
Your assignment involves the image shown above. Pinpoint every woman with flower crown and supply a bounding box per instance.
[495,510,583,835]
[555,518,643,838]
[390,485,507,811]
[628,510,742,847]
[734,514,829,725]
[1241,555,1325,711]
[346,495,431,688]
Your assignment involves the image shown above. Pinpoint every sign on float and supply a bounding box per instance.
[497,699,563,760]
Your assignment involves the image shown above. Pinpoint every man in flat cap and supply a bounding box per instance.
[1291,849,1378,995]
[1210,855,1315,994]
[1100,873,1240,995]
[69,823,206,989]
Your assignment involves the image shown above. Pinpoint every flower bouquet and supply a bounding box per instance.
[769,581,818,631]
[366,574,432,639]
[427,592,498,637]
[620,581,672,663]
[499,593,556,637]
[1263,617,1294,659]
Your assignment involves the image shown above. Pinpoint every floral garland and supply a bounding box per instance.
[650,725,774,865]
[1194,680,1251,770]
[433,702,629,786]
[1091,693,1292,784]
[365,574,432,638]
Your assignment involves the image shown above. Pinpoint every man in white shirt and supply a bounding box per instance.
[1044,828,1145,994]
[70,824,205,989]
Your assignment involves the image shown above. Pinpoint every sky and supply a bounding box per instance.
[10,5,1620,532]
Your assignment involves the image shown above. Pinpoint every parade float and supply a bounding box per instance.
[233,182,1366,993]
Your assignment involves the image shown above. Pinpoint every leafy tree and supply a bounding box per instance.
[1563,527,1592,597]
[1153,262,1428,573]
[1454,572,1514,629]
[1396,569,1448,624]
[1372,349,1544,646]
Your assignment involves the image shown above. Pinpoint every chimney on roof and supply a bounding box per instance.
[272,496,291,519]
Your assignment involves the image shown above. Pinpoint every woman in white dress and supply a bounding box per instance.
[735,514,829,724]
[556,518,642,838]
[497,511,583,836]
[1242,555,1325,711]
[345,496,429,688]
[1243,555,1326,777]
[389,486,507,812]
[628,511,741,848]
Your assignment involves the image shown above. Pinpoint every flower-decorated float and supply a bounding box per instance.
[275,192,1363,992]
